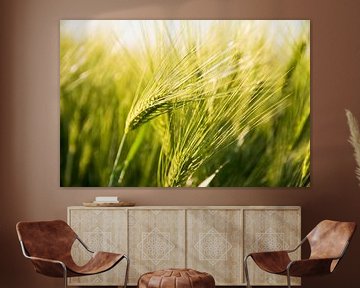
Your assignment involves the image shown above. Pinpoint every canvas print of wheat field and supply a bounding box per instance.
[60,20,310,187]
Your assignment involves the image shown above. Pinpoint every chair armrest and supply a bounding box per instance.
[287,258,336,277]
[245,237,306,258]
[285,237,307,253]
[76,236,94,253]
[26,255,65,266]
[19,240,67,277]
[246,251,291,274]
[247,250,290,259]
[25,255,67,278]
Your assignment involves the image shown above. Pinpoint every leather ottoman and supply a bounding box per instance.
[138,268,215,288]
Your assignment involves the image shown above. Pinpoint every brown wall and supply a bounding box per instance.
[1,0,360,287]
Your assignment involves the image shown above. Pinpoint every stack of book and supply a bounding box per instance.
[83,196,135,207]
[93,196,119,204]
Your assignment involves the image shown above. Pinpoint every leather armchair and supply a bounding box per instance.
[16,220,129,288]
[244,220,356,288]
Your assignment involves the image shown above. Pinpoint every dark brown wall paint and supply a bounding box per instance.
[1,0,360,287]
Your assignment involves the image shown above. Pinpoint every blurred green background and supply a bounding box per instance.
[60,20,310,187]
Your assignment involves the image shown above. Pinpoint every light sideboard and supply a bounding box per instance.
[67,206,301,286]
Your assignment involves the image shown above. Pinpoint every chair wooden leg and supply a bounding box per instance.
[244,255,252,288]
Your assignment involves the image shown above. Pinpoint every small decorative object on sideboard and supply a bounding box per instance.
[83,196,135,207]
[94,196,119,203]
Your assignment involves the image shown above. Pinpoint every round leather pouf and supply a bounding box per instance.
[138,268,215,288]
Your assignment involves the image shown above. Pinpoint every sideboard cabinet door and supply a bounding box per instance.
[128,209,186,284]
[68,208,127,286]
[243,208,301,286]
[187,209,243,285]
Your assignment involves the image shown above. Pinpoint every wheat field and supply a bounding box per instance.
[60,20,310,187]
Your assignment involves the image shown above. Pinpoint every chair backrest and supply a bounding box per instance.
[16,220,77,261]
[307,220,356,261]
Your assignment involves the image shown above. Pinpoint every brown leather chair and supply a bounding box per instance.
[16,220,129,288]
[244,220,356,288]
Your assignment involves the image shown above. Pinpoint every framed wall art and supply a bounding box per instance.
[60,20,310,187]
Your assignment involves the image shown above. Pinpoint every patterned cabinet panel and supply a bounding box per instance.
[243,209,301,286]
[128,209,186,284]
[68,208,127,286]
[187,209,243,285]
